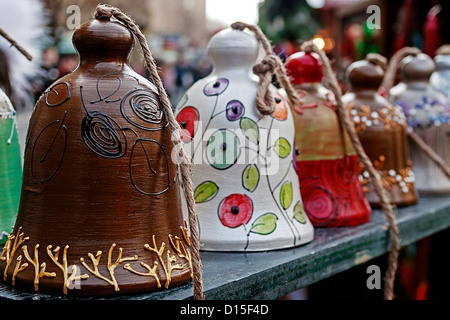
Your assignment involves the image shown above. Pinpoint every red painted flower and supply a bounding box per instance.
[176,106,199,142]
[218,194,253,228]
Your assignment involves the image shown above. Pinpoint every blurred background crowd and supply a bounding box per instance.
[2,0,449,113]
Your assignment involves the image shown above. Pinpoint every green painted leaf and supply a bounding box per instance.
[280,181,293,209]
[242,164,260,192]
[176,94,188,109]
[206,130,240,170]
[274,138,291,158]
[240,117,259,144]
[250,213,277,235]
[194,181,219,203]
[293,201,307,224]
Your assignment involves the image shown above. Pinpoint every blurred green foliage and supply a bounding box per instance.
[257,0,322,44]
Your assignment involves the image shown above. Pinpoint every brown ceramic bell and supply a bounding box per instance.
[0,17,191,295]
[342,55,418,207]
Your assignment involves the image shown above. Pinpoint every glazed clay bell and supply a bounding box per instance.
[0,16,192,295]
[285,51,371,227]
[175,27,314,251]
[391,53,450,193]
[431,45,450,100]
[0,89,22,244]
[342,56,418,206]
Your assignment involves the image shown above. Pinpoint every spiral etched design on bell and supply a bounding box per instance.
[81,109,127,159]
[120,88,166,131]
[80,86,127,159]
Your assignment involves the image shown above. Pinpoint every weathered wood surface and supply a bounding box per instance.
[1,194,449,300]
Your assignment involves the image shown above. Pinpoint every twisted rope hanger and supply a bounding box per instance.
[94,4,203,300]
[381,46,421,101]
[231,21,300,115]
[300,41,399,300]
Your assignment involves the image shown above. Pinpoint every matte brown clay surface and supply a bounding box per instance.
[342,59,418,207]
[0,18,191,296]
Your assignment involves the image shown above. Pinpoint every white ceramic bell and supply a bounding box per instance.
[390,53,450,193]
[175,28,314,251]
[431,49,450,100]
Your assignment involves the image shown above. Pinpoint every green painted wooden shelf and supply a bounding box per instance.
[1,194,449,300]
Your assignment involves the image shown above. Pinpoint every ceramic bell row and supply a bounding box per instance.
[0,88,22,245]
[431,45,450,101]
[342,55,418,207]
[175,27,314,251]
[390,53,450,193]
[1,15,192,295]
[284,51,371,227]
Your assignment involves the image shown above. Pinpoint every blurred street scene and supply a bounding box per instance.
[2,0,449,114]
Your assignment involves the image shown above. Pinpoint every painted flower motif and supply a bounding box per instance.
[271,90,288,120]
[176,106,199,142]
[203,78,229,96]
[226,100,245,121]
[206,129,240,170]
[218,193,253,228]
[396,96,450,128]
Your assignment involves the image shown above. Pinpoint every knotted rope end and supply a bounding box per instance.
[94,4,114,20]
[231,21,247,31]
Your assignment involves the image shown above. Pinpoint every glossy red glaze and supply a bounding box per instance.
[285,52,324,85]
[297,155,371,227]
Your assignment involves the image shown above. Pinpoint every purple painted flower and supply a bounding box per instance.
[399,95,450,128]
[203,78,229,96]
[226,100,245,121]
[416,96,438,109]
[395,99,410,116]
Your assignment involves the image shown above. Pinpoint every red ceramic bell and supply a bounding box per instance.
[0,15,192,295]
[285,52,371,227]
[342,55,418,207]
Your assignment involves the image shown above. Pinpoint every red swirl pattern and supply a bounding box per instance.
[297,155,371,227]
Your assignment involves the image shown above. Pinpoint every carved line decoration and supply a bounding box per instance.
[81,104,127,159]
[44,82,72,108]
[79,73,172,196]
[29,73,172,195]
[0,223,192,294]
[31,80,72,184]
[120,88,167,131]
[31,111,68,184]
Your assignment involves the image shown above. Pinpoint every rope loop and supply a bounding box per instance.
[301,40,399,300]
[94,3,204,300]
[231,21,301,114]
[253,55,278,75]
